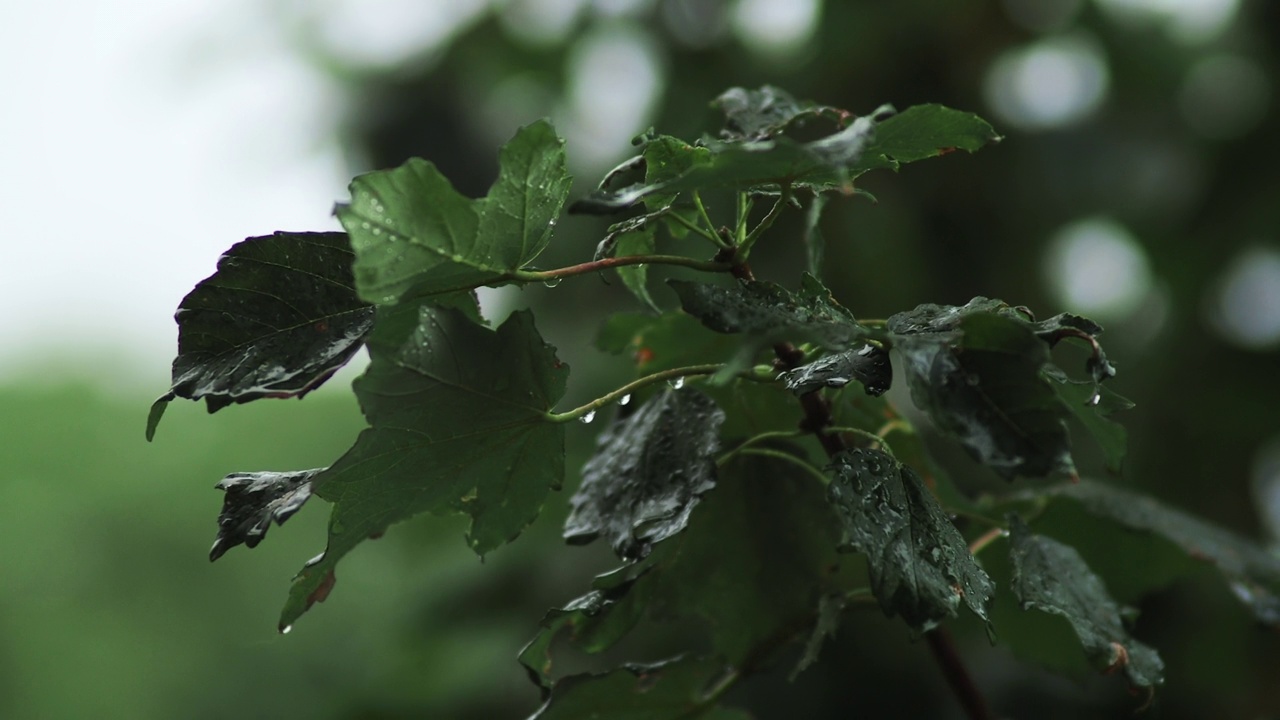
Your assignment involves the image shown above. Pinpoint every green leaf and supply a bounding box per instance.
[790,593,845,681]
[714,84,842,140]
[1045,369,1132,472]
[519,574,646,692]
[596,312,738,375]
[148,231,374,440]
[826,449,994,631]
[615,226,660,312]
[561,454,855,666]
[1007,515,1164,688]
[779,344,891,397]
[1046,480,1280,626]
[862,104,1002,165]
[891,308,1075,479]
[338,120,571,304]
[802,192,828,276]
[565,389,725,560]
[529,656,747,720]
[279,304,567,629]
[208,469,321,561]
[669,274,866,350]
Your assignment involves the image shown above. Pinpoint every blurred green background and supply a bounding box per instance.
[7,0,1280,717]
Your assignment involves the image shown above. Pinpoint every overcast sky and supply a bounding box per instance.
[1,1,351,385]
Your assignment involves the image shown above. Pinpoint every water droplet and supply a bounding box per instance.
[669,377,686,389]
[371,227,381,236]
[280,625,293,635]
[858,345,876,356]
[543,277,563,288]
[360,222,370,230]
[1089,392,1101,406]
[618,394,632,406]
[579,410,597,424]
[999,529,1011,538]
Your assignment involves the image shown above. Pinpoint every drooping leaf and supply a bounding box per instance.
[826,448,994,631]
[565,389,725,560]
[338,120,572,304]
[614,225,660,312]
[790,593,845,681]
[714,84,842,140]
[529,656,748,720]
[555,454,856,667]
[1007,515,1165,688]
[279,304,567,629]
[780,343,891,397]
[891,309,1076,479]
[148,231,374,440]
[1046,480,1280,626]
[209,469,321,561]
[802,192,828,277]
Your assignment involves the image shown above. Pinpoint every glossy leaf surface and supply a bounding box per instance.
[670,274,865,350]
[1048,481,1280,625]
[566,389,725,560]
[209,469,321,561]
[148,231,374,440]
[1008,515,1164,687]
[280,304,567,628]
[827,449,994,630]
[780,344,891,397]
[338,120,571,304]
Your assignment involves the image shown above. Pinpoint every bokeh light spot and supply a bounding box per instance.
[1044,217,1152,319]
[730,0,819,56]
[984,34,1109,130]
[1209,246,1280,349]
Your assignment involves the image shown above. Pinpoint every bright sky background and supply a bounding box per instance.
[1,1,349,386]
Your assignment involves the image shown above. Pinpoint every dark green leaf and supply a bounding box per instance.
[1007,515,1164,687]
[596,312,738,375]
[519,575,646,693]
[892,310,1075,479]
[669,274,865,349]
[615,226,660,312]
[802,193,828,276]
[338,120,571,304]
[568,454,856,666]
[827,449,994,630]
[790,593,845,681]
[209,469,321,561]
[1046,481,1280,625]
[1045,368,1132,472]
[862,104,1002,165]
[714,84,841,140]
[148,231,374,440]
[279,304,567,629]
[529,656,747,720]
[780,343,891,397]
[566,389,725,560]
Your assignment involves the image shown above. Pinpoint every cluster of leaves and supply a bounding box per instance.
[149,86,1280,716]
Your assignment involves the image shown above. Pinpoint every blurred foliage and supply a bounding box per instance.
[9,0,1280,718]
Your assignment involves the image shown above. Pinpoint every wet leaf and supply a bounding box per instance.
[1007,515,1164,687]
[566,389,725,560]
[780,343,891,397]
[1047,480,1280,626]
[790,593,845,681]
[669,274,866,350]
[827,448,994,631]
[1044,368,1132,472]
[714,84,842,140]
[891,309,1075,479]
[338,120,571,304]
[614,225,660,312]
[529,656,747,720]
[863,104,1002,165]
[209,469,321,561]
[279,303,567,629]
[596,312,738,375]
[148,231,374,440]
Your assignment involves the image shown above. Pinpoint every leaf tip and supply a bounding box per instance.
[145,393,174,442]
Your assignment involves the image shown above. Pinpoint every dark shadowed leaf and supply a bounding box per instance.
[802,192,828,276]
[1007,515,1164,687]
[596,312,739,375]
[565,389,725,560]
[1046,481,1280,625]
[280,303,567,629]
[790,593,845,681]
[827,449,994,630]
[614,226,660,312]
[892,310,1075,479]
[148,231,374,440]
[209,469,321,561]
[1045,368,1132,472]
[338,120,571,304]
[529,656,748,720]
[669,274,865,349]
[780,344,891,397]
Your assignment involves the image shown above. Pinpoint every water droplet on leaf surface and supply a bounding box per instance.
[580,410,597,424]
